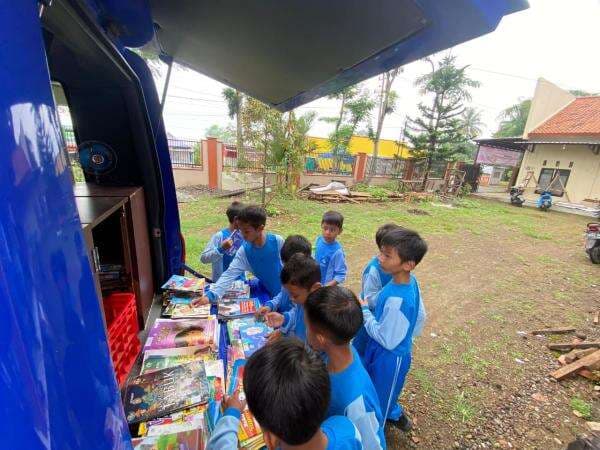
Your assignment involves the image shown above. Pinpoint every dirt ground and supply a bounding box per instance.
[181,194,599,449]
[362,216,600,449]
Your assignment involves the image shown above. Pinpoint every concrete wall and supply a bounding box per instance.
[523,78,575,138]
[173,166,208,187]
[518,143,600,203]
[299,173,354,187]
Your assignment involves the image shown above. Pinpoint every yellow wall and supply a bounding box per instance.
[518,143,600,204]
[309,135,412,158]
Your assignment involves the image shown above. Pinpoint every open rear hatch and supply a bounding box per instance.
[145,0,528,110]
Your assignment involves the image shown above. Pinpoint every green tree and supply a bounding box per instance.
[367,68,401,180]
[494,99,531,138]
[223,87,246,164]
[461,107,483,139]
[406,56,480,188]
[204,124,235,143]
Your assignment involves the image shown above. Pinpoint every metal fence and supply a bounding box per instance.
[168,138,202,167]
[365,155,407,178]
[412,159,448,179]
[223,150,276,172]
[304,153,355,175]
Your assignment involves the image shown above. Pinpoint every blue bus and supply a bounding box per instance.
[0,1,527,448]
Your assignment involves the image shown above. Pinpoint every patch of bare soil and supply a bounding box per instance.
[346,221,600,449]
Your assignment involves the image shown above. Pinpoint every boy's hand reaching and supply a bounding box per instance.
[265,312,285,329]
[358,297,369,308]
[266,329,282,344]
[223,389,246,412]
[220,238,234,251]
[255,306,271,321]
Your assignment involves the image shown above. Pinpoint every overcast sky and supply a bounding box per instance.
[155,0,600,142]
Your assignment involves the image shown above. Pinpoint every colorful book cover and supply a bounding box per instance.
[140,346,215,375]
[225,229,243,256]
[132,429,203,449]
[167,303,211,319]
[144,318,218,351]
[161,275,205,293]
[169,295,202,305]
[222,280,250,299]
[224,360,263,444]
[218,298,260,320]
[226,317,256,342]
[145,413,205,437]
[124,361,210,424]
[204,359,225,402]
[239,322,270,359]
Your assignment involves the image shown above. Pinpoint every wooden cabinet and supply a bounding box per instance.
[75,183,154,328]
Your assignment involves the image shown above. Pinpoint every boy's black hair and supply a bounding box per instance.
[375,223,402,248]
[280,235,312,263]
[280,253,321,288]
[321,210,344,229]
[305,286,363,345]
[380,228,428,265]
[244,338,330,445]
[237,204,267,229]
[226,201,244,223]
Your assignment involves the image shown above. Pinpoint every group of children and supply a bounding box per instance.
[198,202,428,450]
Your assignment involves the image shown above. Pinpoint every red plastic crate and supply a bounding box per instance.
[103,292,140,386]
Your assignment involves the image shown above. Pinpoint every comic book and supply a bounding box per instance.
[226,360,263,446]
[145,413,205,437]
[140,346,215,375]
[161,275,205,293]
[124,361,210,424]
[226,317,257,342]
[222,280,250,300]
[239,322,270,359]
[225,229,243,256]
[131,429,205,449]
[162,302,211,319]
[144,318,218,351]
[217,298,260,320]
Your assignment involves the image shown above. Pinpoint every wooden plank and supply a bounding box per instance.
[530,327,576,335]
[547,342,600,351]
[550,350,600,380]
[564,348,598,364]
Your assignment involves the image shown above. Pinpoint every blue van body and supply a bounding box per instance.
[0,1,526,448]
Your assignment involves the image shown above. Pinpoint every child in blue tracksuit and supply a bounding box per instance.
[200,201,244,282]
[305,286,386,450]
[355,228,428,432]
[206,338,363,450]
[258,234,312,316]
[355,224,427,354]
[315,211,347,286]
[201,205,284,304]
[264,253,321,342]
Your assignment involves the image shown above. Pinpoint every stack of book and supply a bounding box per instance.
[217,298,260,320]
[160,275,210,319]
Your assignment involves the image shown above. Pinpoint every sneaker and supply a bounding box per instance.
[386,414,412,432]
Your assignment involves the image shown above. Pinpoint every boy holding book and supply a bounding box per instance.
[200,201,244,282]
[199,205,284,304]
[258,234,312,316]
[206,338,363,450]
[315,210,347,286]
[264,253,321,342]
[305,286,386,450]
[356,228,427,431]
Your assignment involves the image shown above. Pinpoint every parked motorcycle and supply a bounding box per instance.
[585,222,600,264]
[537,190,553,211]
[509,186,525,207]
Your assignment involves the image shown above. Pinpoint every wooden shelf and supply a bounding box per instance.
[75,196,127,228]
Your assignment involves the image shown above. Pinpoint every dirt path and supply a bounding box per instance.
[344,212,599,449]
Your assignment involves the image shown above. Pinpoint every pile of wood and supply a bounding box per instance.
[532,327,600,381]
[306,189,433,203]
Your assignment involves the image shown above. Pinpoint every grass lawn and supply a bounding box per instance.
[180,194,599,449]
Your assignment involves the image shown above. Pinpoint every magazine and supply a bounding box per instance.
[225,229,243,256]
[217,298,260,320]
[140,346,215,375]
[239,322,271,359]
[226,360,263,445]
[145,413,205,437]
[144,318,218,351]
[162,302,211,319]
[222,280,250,299]
[131,429,204,449]
[169,295,202,305]
[124,361,210,424]
[226,317,257,342]
[161,275,205,293]
[204,359,225,402]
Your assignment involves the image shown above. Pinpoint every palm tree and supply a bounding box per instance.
[223,87,245,164]
[461,107,483,139]
[494,99,531,138]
